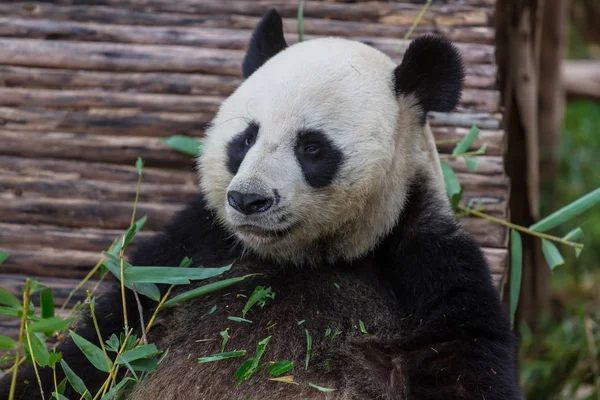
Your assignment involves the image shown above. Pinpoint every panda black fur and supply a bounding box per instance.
[0,9,520,400]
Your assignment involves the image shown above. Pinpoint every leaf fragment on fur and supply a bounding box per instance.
[198,350,247,363]
[268,360,294,377]
[242,286,275,317]
[509,229,522,326]
[308,382,337,392]
[305,329,312,370]
[269,375,298,385]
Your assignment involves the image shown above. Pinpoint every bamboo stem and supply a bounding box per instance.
[457,205,584,249]
[9,278,31,400]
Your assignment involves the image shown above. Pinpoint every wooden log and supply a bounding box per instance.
[0,130,506,174]
[0,87,500,114]
[0,107,209,136]
[0,87,223,113]
[433,127,503,155]
[563,60,600,100]
[0,223,155,252]
[0,155,197,185]
[0,1,492,25]
[428,111,502,129]
[0,196,507,248]
[0,18,496,65]
[0,37,497,79]
[0,38,243,74]
[0,175,198,204]
[0,66,243,95]
[0,130,195,167]
[0,4,496,45]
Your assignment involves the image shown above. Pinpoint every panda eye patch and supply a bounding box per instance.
[295,130,344,188]
[226,122,259,175]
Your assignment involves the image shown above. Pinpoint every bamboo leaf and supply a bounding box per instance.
[440,161,463,208]
[268,360,294,377]
[541,239,565,270]
[101,252,160,301]
[29,316,69,333]
[125,264,232,285]
[135,157,144,175]
[308,382,337,392]
[40,288,55,320]
[117,344,161,364]
[163,275,254,308]
[530,188,600,232]
[60,359,92,400]
[0,251,8,265]
[0,334,16,349]
[305,329,312,370]
[563,227,584,258]
[464,156,479,172]
[198,350,246,363]
[0,288,21,309]
[509,230,522,326]
[99,377,136,400]
[236,336,271,384]
[162,135,202,156]
[452,125,479,155]
[26,332,50,367]
[242,286,275,317]
[228,316,252,324]
[269,375,298,385]
[69,330,112,372]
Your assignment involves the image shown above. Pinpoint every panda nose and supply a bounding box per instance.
[227,191,274,215]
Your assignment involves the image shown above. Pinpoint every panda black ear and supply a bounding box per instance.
[393,36,465,115]
[242,9,288,78]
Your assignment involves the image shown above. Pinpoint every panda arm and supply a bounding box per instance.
[384,224,521,399]
[0,194,233,399]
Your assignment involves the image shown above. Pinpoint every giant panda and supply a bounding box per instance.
[0,9,520,400]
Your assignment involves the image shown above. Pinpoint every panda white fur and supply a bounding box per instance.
[0,9,520,400]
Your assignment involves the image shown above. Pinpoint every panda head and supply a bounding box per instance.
[199,9,464,265]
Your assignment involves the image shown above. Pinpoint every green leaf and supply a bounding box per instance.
[464,156,480,172]
[135,157,144,175]
[530,188,600,232]
[541,239,565,270]
[305,329,312,370]
[228,316,252,324]
[236,336,271,384]
[242,286,275,317]
[107,217,147,256]
[162,135,202,156]
[308,382,337,392]
[0,356,15,365]
[0,250,8,265]
[163,275,254,308]
[220,329,229,353]
[509,230,522,326]
[48,351,62,367]
[440,161,463,208]
[125,264,232,285]
[40,288,55,320]
[57,377,67,395]
[101,252,160,302]
[26,332,50,366]
[50,393,69,400]
[297,0,305,42]
[198,350,246,363]
[0,334,16,349]
[117,344,161,364]
[29,316,69,333]
[268,360,293,377]
[105,334,120,352]
[60,359,92,400]
[28,279,47,295]
[563,227,584,258]
[69,330,112,372]
[358,320,369,336]
[452,125,480,156]
[0,288,21,309]
[127,357,159,373]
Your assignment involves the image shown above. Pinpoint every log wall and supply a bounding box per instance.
[0,0,508,338]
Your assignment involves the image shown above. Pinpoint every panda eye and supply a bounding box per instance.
[303,144,320,155]
[244,135,255,147]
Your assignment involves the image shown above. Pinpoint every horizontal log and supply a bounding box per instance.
[0,130,506,174]
[0,65,494,94]
[0,223,155,253]
[0,107,209,136]
[428,111,502,129]
[0,155,196,184]
[0,38,497,80]
[0,86,500,114]
[0,130,195,167]
[563,60,600,100]
[0,65,243,95]
[0,4,496,44]
[0,196,507,248]
[0,175,198,204]
[433,127,503,155]
[0,18,496,65]
[0,38,242,74]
